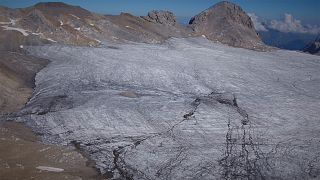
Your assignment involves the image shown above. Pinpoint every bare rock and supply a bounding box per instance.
[188,1,266,50]
[119,91,138,98]
[143,10,177,26]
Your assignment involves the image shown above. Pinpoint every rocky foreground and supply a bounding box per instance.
[5,37,319,179]
[0,122,101,180]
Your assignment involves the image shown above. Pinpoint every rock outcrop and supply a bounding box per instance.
[143,10,177,26]
[188,1,265,50]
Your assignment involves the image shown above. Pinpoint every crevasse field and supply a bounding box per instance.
[14,38,320,179]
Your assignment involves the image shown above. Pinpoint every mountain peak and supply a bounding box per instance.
[32,1,91,18]
[34,2,72,8]
[202,1,253,29]
[214,1,240,7]
[188,1,264,50]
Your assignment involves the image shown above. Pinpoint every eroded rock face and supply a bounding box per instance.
[188,1,265,50]
[143,10,177,26]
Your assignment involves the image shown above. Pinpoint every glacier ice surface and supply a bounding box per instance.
[14,37,320,179]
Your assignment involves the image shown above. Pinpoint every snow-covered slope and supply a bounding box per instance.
[15,38,320,179]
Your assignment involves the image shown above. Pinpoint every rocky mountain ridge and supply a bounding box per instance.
[188,1,264,50]
[0,1,267,51]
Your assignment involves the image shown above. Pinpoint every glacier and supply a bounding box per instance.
[11,37,320,179]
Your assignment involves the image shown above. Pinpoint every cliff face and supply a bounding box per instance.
[188,1,265,50]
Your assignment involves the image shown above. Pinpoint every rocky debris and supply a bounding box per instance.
[143,10,177,26]
[303,36,320,55]
[188,1,266,50]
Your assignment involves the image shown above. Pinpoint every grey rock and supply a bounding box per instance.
[188,1,266,50]
[143,10,177,26]
[20,9,54,32]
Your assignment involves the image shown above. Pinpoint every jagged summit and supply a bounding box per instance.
[143,10,177,26]
[188,1,264,50]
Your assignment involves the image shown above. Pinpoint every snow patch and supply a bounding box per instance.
[59,20,64,26]
[10,19,16,25]
[39,147,51,152]
[32,32,42,36]
[0,21,10,25]
[36,166,64,172]
[74,27,80,31]
[69,14,80,20]
[1,26,29,36]
[19,45,23,49]
[46,38,57,43]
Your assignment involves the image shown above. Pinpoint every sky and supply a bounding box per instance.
[0,0,319,25]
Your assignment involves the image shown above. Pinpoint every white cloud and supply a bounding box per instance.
[269,13,320,34]
[248,13,268,31]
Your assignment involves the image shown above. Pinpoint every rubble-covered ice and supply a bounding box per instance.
[16,37,320,179]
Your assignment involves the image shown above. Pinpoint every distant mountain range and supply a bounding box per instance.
[303,36,320,55]
[258,28,318,51]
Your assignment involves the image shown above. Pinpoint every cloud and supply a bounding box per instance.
[268,14,320,34]
[247,13,268,31]
[248,13,320,34]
